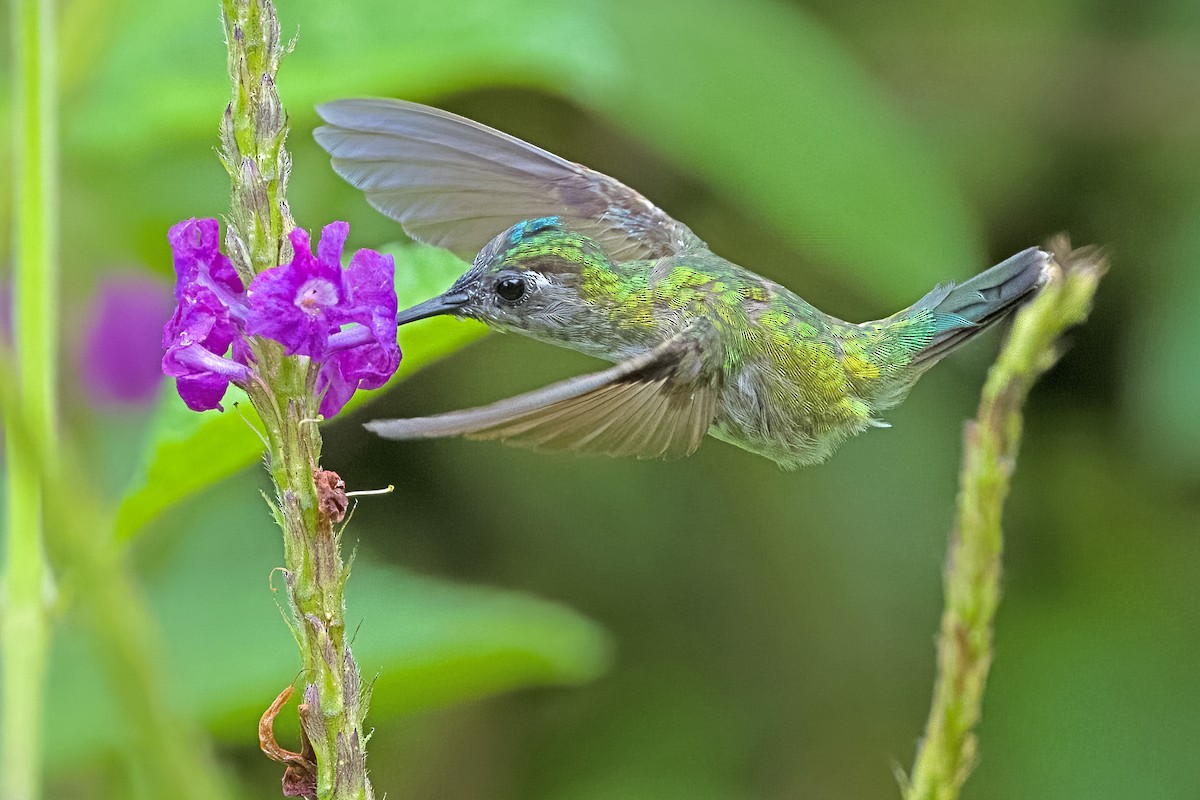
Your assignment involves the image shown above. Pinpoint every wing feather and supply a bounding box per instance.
[315,98,702,262]
[364,323,721,460]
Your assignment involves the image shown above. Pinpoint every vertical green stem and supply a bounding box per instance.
[0,343,228,800]
[2,0,58,796]
[218,2,372,797]
[903,244,1106,800]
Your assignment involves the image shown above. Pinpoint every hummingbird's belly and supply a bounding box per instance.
[708,362,874,470]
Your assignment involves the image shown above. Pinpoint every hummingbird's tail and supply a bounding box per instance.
[905,246,1051,369]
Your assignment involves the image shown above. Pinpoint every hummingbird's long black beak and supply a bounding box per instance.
[395,291,470,326]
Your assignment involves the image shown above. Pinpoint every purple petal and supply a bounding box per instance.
[343,248,398,325]
[162,342,249,412]
[341,339,400,390]
[81,274,174,405]
[163,286,239,356]
[313,243,400,416]
[168,218,244,298]
[172,372,235,412]
[245,267,337,356]
[316,221,349,268]
[231,335,255,367]
[315,334,400,417]
[163,341,249,378]
[315,357,357,418]
[162,282,249,412]
[174,374,231,412]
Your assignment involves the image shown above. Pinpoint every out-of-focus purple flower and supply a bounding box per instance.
[245,224,349,357]
[81,274,174,405]
[162,284,249,411]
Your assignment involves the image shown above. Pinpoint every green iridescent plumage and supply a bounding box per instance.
[315,99,1049,468]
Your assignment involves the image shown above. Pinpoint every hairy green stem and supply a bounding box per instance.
[2,0,58,797]
[903,242,1107,800]
[218,2,372,797]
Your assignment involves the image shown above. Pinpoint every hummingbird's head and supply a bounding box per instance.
[395,216,615,337]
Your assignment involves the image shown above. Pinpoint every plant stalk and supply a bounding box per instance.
[903,242,1107,800]
[2,0,59,796]
[219,1,373,797]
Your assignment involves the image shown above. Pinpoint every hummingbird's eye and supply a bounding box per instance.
[495,277,527,303]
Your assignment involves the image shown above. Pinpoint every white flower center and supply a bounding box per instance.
[295,278,338,316]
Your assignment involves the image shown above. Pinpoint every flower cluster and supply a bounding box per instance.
[162,218,400,416]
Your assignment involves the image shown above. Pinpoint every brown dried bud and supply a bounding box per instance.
[314,469,348,522]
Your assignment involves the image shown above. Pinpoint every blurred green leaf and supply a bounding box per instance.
[588,0,982,301]
[62,0,619,273]
[47,479,610,765]
[114,243,484,538]
[1127,191,1200,474]
[525,667,752,800]
[64,0,616,157]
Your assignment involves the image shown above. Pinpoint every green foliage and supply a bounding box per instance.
[1127,190,1200,471]
[59,0,978,299]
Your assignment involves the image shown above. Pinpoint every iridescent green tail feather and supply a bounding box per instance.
[910,247,1050,369]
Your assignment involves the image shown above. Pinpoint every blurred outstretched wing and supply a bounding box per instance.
[314,98,702,262]
[364,322,721,460]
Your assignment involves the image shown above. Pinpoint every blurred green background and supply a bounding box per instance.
[3,0,1199,798]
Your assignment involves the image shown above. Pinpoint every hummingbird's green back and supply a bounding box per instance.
[569,244,1045,467]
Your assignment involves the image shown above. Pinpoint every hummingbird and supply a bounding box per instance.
[314,99,1049,469]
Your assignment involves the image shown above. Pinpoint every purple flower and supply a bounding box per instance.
[162,285,249,412]
[168,218,246,302]
[244,223,400,416]
[164,217,399,416]
[163,217,254,410]
[246,224,350,357]
[81,274,174,405]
